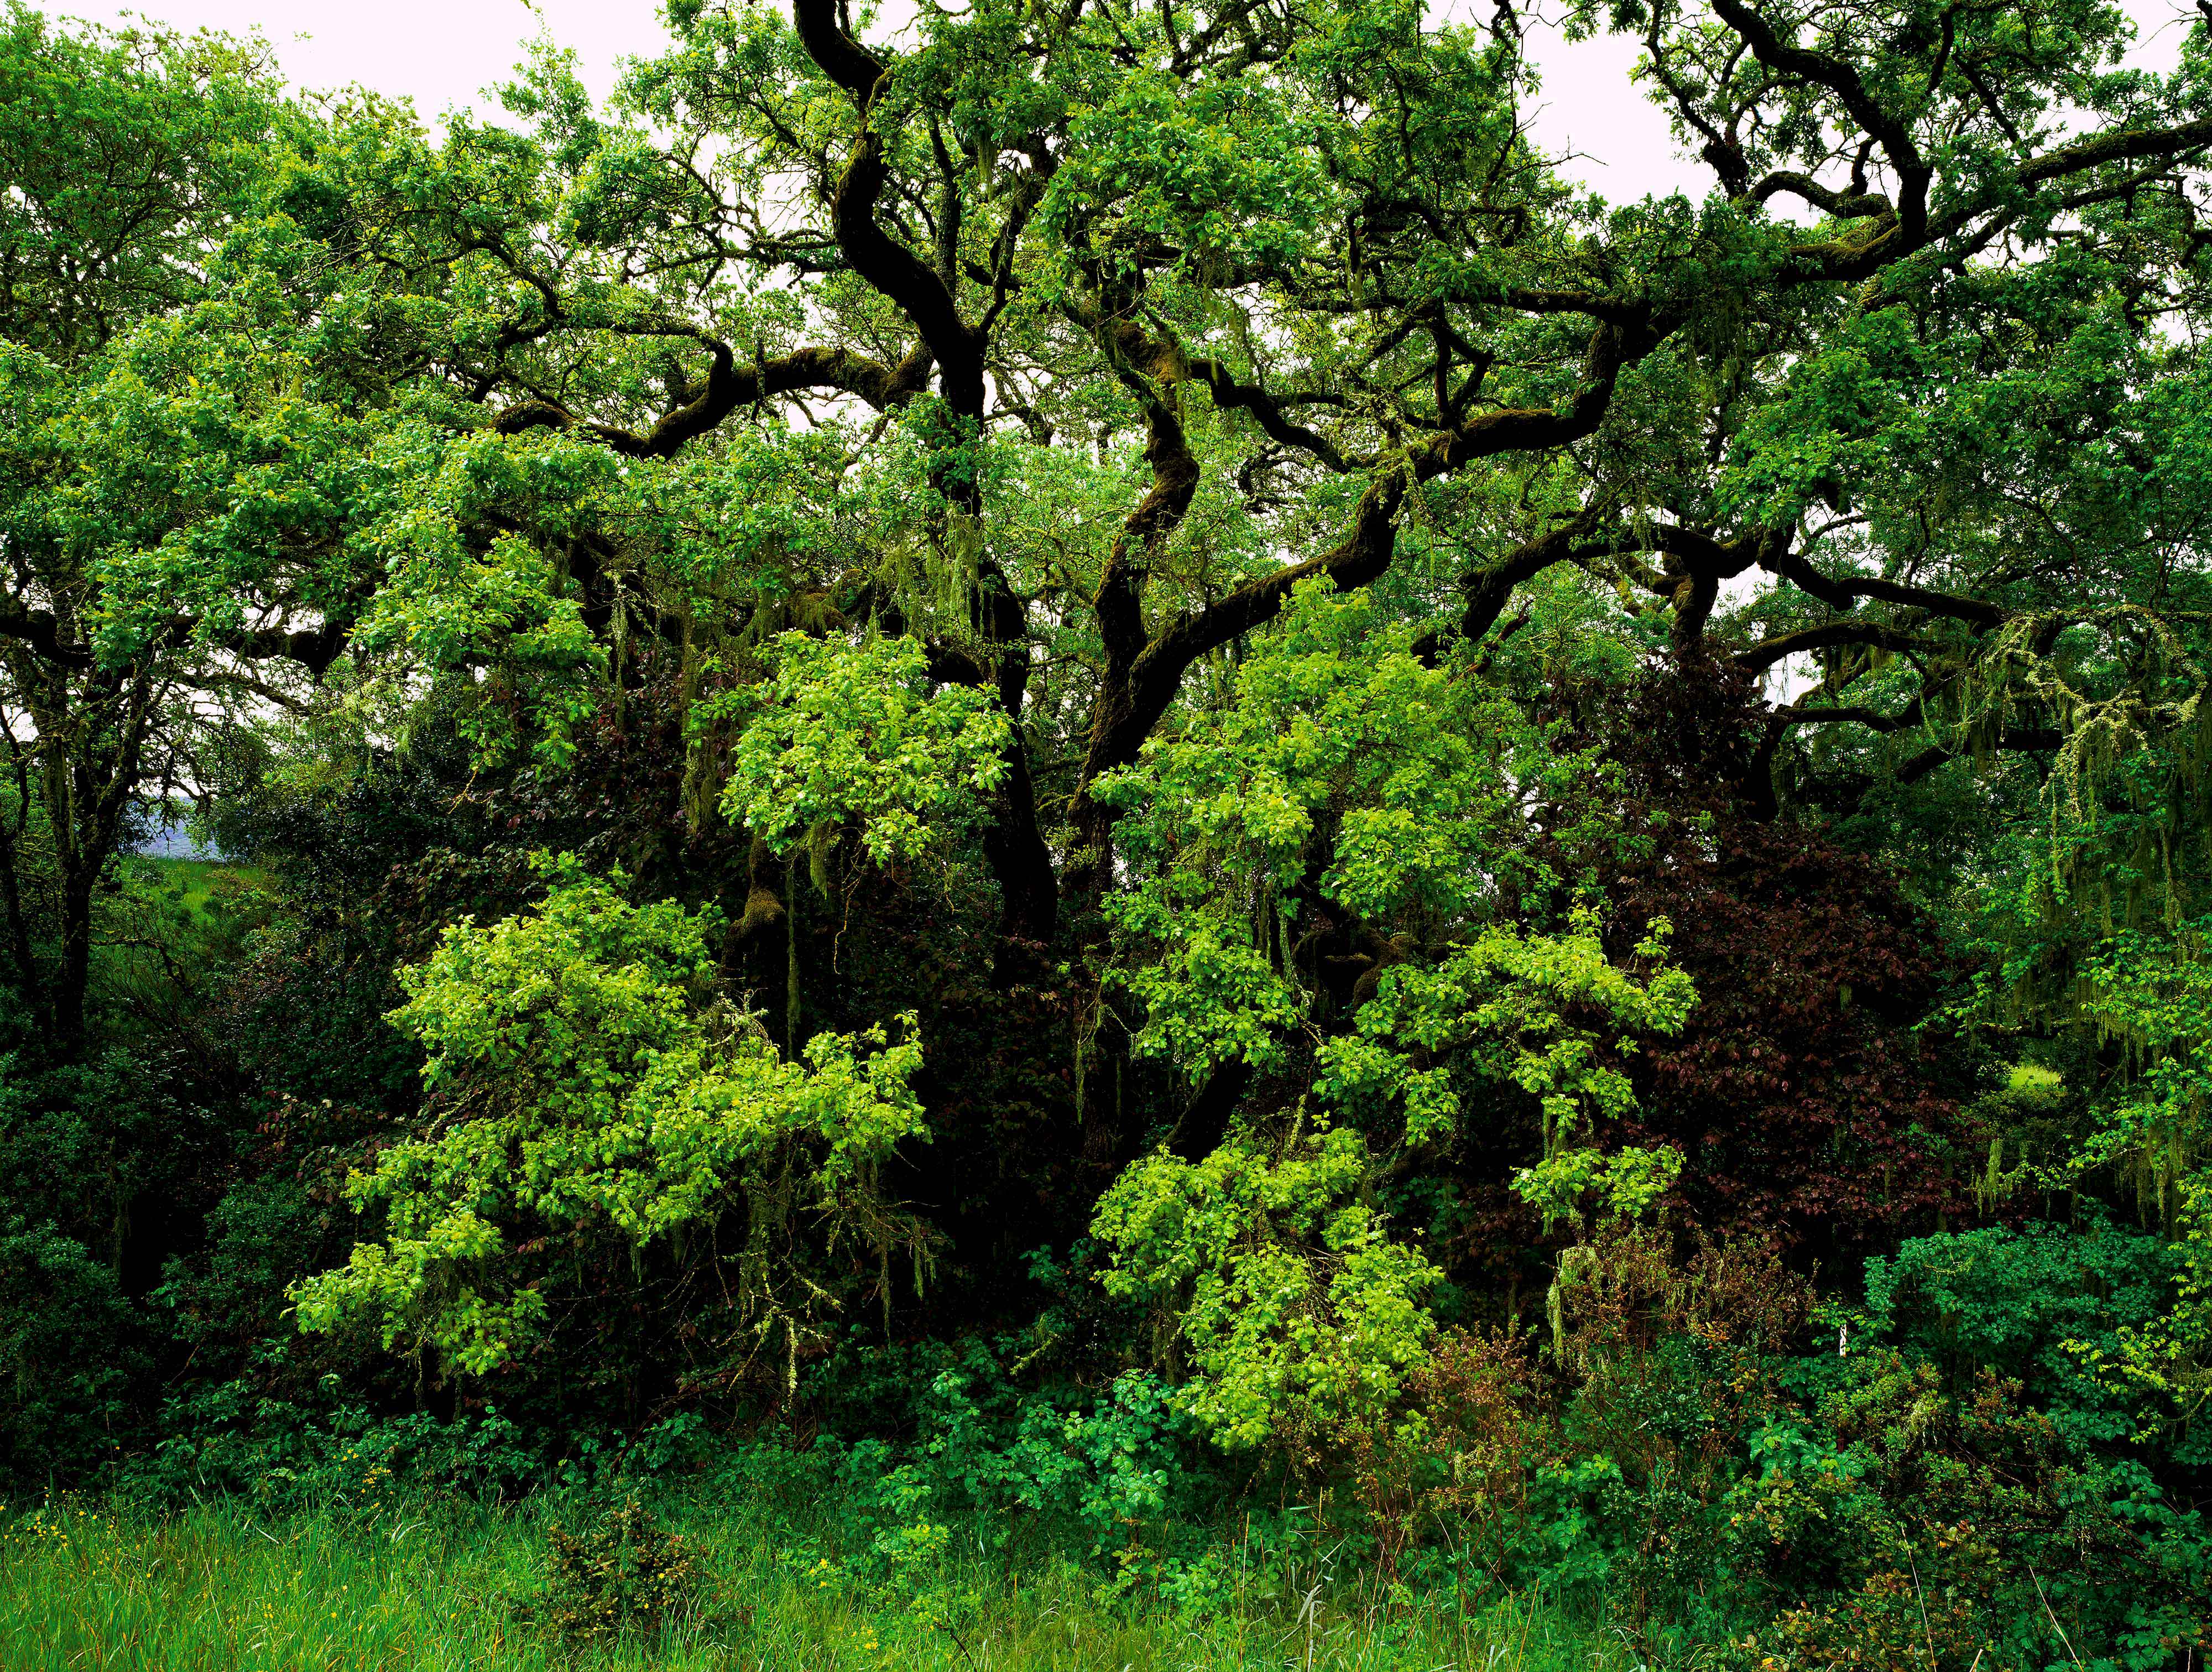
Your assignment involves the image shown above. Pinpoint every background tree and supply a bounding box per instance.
[0,8,349,1039]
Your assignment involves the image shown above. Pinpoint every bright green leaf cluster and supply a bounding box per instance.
[709,632,1011,872]
[1091,1121,1441,1452]
[1321,913,1692,1144]
[293,856,931,1376]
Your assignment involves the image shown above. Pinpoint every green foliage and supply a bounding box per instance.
[293,857,932,1378]
[1966,919,2212,1444]
[709,1347,1230,1613]
[1091,587,1695,1447]
[1093,1122,1443,1452]
[1316,1227,2212,1666]
[0,1217,143,1481]
[1099,582,1554,1078]
[526,1498,700,1644]
[0,1044,235,1486]
[137,1392,566,1512]
[0,1045,223,1267]
[0,3,289,361]
[1321,912,1693,1221]
[1865,1217,2182,1447]
[2092,1177,2212,1454]
[709,630,1011,874]
[353,448,611,771]
[1725,1351,2211,1671]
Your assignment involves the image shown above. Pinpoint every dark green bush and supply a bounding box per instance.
[0,1217,145,1481]
[1865,1217,2181,1449]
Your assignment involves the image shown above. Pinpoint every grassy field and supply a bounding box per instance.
[0,1497,1688,1672]
[121,855,270,926]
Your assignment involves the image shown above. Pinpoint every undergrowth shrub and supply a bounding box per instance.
[1335,1324,1546,1587]
[705,1343,1228,1613]
[1864,1215,2184,1449]
[1309,1223,2211,1668]
[138,1392,555,1509]
[1311,1227,1814,1625]
[523,1497,700,1644]
[1726,1352,2211,1670]
[0,1216,146,1481]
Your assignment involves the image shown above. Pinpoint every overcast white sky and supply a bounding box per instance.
[45,0,2208,204]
